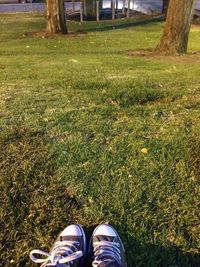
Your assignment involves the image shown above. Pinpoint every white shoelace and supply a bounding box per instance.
[30,240,83,267]
[92,241,121,267]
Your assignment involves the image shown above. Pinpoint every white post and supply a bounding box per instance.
[127,0,130,18]
[72,0,75,12]
[132,0,134,12]
[96,0,100,21]
[122,0,125,15]
[80,0,84,22]
[84,0,87,17]
[111,0,115,20]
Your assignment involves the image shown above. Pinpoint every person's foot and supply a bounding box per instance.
[89,224,127,267]
[30,224,86,267]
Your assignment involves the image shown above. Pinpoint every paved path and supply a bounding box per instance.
[0,2,80,13]
[0,1,199,14]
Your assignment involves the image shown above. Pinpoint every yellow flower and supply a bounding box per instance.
[141,148,148,154]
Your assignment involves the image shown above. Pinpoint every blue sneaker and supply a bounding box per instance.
[89,224,127,267]
[30,224,86,267]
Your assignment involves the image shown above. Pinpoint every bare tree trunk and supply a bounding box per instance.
[46,0,67,34]
[156,0,195,54]
[162,0,169,14]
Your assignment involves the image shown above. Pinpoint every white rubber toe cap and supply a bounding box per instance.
[94,224,117,237]
[60,224,83,237]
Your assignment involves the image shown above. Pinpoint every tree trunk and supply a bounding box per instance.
[162,0,169,14]
[46,0,67,34]
[156,0,195,54]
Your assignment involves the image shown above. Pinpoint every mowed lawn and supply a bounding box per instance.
[0,13,200,267]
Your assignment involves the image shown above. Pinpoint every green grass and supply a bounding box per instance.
[0,13,200,267]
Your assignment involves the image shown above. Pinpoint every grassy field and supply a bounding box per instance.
[0,13,200,267]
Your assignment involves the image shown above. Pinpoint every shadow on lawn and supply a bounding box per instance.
[84,225,200,267]
[83,16,165,33]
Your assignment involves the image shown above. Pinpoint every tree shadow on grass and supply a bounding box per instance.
[82,16,165,33]
[24,16,164,39]
[84,225,200,267]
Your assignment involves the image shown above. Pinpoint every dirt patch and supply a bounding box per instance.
[191,23,200,29]
[25,30,87,39]
[193,16,200,25]
[127,49,200,63]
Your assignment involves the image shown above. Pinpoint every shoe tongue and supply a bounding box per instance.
[60,236,78,242]
[94,235,116,242]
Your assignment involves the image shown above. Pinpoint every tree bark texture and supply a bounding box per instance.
[46,0,67,34]
[156,0,195,54]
